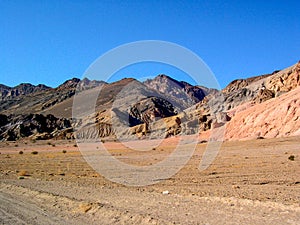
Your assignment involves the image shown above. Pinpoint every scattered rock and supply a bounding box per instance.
[78,203,93,213]
[162,190,169,195]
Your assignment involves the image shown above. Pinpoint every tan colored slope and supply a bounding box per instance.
[225,86,300,140]
[42,78,135,118]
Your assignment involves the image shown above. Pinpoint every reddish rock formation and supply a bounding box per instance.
[225,86,300,140]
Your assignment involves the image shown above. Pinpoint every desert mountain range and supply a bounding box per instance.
[0,61,299,141]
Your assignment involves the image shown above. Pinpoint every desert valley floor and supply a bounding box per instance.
[0,136,299,224]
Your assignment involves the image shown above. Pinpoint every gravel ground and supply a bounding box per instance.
[0,136,299,224]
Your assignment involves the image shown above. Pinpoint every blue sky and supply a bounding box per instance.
[0,0,299,88]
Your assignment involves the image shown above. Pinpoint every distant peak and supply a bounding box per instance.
[15,83,34,88]
[13,82,51,90]
[82,77,91,82]
[67,77,80,83]
[156,74,174,80]
[157,74,169,78]
[57,77,80,89]
[63,77,80,84]
[36,84,50,88]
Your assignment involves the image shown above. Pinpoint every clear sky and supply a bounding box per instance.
[1,0,299,88]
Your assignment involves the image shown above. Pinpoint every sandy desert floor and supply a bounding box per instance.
[0,136,299,224]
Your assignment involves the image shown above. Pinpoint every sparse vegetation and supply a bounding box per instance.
[19,151,24,154]
[73,144,77,147]
[47,142,52,145]
[62,150,67,154]
[14,144,18,147]
[31,151,38,155]
[52,144,55,147]
[288,155,295,161]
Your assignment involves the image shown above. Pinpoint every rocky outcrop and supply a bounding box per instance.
[129,96,177,126]
[75,123,113,139]
[265,61,300,94]
[0,114,72,141]
[225,86,300,140]
[164,116,182,138]
[253,88,275,104]
[222,73,273,94]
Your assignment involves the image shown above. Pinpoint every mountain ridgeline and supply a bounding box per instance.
[0,61,299,141]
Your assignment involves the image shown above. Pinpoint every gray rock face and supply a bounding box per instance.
[129,96,177,126]
[144,74,210,109]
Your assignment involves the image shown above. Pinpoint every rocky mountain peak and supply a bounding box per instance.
[144,74,207,109]
[57,78,80,89]
[15,83,50,93]
[150,74,184,88]
[75,77,106,91]
[0,82,50,99]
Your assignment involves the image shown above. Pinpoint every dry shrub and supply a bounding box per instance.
[288,155,295,161]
